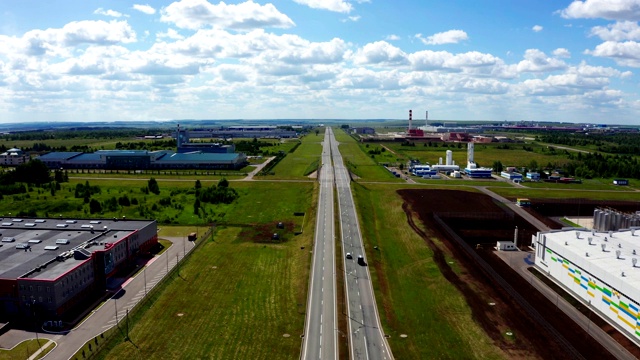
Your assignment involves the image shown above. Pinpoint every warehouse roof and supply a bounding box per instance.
[538,228,640,301]
[0,218,154,281]
[156,152,242,163]
[38,152,83,161]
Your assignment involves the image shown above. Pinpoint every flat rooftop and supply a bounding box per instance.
[540,228,640,300]
[0,218,154,281]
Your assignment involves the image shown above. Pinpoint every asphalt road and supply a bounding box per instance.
[302,128,338,359]
[329,128,393,360]
[477,187,551,232]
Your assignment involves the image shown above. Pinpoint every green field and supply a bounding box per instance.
[0,138,131,150]
[0,178,310,226]
[381,142,571,169]
[352,183,506,359]
[332,130,403,181]
[269,133,324,179]
[521,179,633,191]
[490,187,640,201]
[96,182,316,360]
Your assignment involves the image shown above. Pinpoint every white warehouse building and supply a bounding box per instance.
[533,228,640,345]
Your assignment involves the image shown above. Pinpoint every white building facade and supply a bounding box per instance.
[534,228,640,345]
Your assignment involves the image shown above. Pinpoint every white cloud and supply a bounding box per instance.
[133,4,156,15]
[160,0,295,30]
[447,77,509,94]
[560,0,640,21]
[353,41,408,66]
[94,8,127,18]
[0,20,137,57]
[417,30,468,45]
[157,28,184,40]
[586,40,640,66]
[293,0,353,13]
[386,34,400,41]
[590,21,640,41]
[553,48,571,58]
[517,49,567,72]
[532,25,543,32]
[519,74,610,96]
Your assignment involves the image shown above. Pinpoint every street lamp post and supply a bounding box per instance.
[32,300,40,347]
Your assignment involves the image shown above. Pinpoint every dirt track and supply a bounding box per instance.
[398,189,627,360]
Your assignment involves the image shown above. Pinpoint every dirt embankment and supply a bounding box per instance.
[399,189,621,360]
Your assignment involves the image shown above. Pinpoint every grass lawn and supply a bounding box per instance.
[0,339,54,360]
[352,183,506,359]
[522,178,634,191]
[489,187,640,201]
[96,182,316,360]
[270,133,324,179]
[332,130,403,182]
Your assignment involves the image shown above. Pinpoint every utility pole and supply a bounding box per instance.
[144,267,147,297]
[114,298,118,325]
[125,308,130,341]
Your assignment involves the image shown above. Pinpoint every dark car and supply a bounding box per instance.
[346,252,352,259]
[357,255,366,266]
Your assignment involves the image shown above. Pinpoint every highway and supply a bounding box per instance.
[329,128,393,360]
[301,128,338,359]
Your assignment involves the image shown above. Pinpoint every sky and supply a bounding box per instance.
[0,0,640,124]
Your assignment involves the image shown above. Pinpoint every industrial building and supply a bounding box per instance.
[534,228,640,346]
[464,143,493,178]
[178,125,297,139]
[0,148,29,166]
[501,171,523,182]
[38,150,247,170]
[0,217,157,323]
[593,208,640,231]
[526,172,540,181]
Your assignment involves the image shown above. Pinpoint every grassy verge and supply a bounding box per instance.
[332,130,402,182]
[489,187,640,201]
[352,183,506,359]
[0,339,54,360]
[95,182,316,360]
[270,134,323,179]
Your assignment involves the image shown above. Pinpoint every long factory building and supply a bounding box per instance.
[38,149,247,170]
[0,217,157,324]
[534,228,640,345]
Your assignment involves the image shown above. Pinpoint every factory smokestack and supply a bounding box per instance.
[409,109,413,131]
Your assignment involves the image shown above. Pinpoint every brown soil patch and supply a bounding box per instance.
[398,189,624,360]
[237,221,296,243]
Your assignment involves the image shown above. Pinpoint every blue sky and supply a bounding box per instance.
[0,0,639,124]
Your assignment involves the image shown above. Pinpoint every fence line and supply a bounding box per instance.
[432,214,584,360]
[69,225,215,360]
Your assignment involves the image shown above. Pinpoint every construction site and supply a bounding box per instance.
[399,189,640,359]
